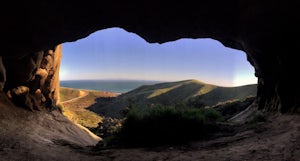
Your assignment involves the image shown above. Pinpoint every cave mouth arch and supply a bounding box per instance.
[60,27,257,91]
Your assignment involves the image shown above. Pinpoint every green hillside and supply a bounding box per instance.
[89,79,257,118]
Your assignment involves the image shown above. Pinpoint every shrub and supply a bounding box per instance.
[249,112,266,124]
[185,97,206,108]
[91,117,122,138]
[106,104,222,147]
[249,112,267,133]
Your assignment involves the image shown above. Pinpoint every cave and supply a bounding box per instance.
[1,1,299,113]
[0,1,300,160]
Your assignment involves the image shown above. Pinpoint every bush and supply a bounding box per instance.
[91,117,122,138]
[249,112,267,133]
[185,97,206,108]
[106,104,222,147]
[249,112,266,124]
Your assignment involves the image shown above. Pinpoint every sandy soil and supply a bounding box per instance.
[1,91,299,161]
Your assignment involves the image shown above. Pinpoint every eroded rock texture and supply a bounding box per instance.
[3,45,62,110]
[0,1,299,112]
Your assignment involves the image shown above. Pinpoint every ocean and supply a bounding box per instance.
[60,80,163,93]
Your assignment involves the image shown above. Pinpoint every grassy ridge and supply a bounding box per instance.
[59,87,81,102]
[90,80,257,118]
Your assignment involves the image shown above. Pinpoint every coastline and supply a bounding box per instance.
[60,79,163,94]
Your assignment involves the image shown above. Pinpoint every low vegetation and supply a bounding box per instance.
[91,117,122,139]
[59,103,102,128]
[248,111,267,133]
[98,104,222,147]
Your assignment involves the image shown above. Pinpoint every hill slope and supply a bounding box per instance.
[89,79,257,118]
[59,87,82,102]
[59,87,118,128]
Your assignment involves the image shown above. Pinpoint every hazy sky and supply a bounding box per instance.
[60,27,257,87]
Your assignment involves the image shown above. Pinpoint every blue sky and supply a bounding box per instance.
[60,27,257,87]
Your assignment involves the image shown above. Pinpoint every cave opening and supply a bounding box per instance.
[60,27,257,92]
[58,27,258,146]
[0,2,299,159]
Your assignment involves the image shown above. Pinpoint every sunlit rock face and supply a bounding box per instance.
[3,45,62,110]
[0,1,299,112]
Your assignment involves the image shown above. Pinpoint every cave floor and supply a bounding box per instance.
[86,114,300,161]
[0,92,299,161]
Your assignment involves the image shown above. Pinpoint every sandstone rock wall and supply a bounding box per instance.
[3,45,62,110]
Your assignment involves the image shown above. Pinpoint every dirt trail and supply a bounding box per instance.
[61,90,89,104]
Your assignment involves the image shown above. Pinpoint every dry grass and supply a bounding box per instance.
[147,85,180,98]
[59,87,81,102]
[60,87,118,128]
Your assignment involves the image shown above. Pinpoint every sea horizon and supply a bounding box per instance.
[60,79,164,93]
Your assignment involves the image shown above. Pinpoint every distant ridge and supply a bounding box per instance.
[60,79,162,93]
[89,79,257,118]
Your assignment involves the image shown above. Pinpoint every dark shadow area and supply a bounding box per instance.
[87,97,117,116]
[213,96,256,120]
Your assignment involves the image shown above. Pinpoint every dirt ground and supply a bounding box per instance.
[84,113,300,161]
[0,91,299,161]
